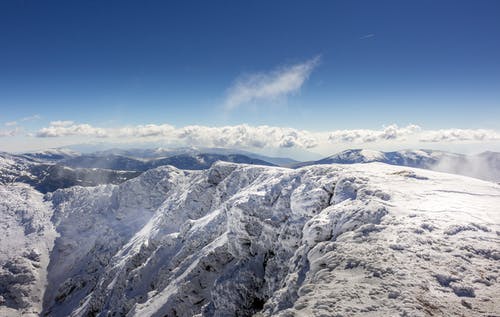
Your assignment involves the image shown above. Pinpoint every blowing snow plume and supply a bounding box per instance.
[431,151,500,182]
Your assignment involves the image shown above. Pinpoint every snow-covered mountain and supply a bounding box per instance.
[0,152,141,193]
[1,151,276,194]
[291,149,453,167]
[60,153,275,171]
[21,149,80,161]
[1,162,499,316]
[91,147,297,166]
[292,149,500,182]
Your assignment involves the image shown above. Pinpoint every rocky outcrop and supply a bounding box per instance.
[1,162,499,316]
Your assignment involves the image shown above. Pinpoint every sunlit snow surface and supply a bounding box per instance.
[0,162,499,316]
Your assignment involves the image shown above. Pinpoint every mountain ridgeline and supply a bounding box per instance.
[1,148,500,316]
[1,161,499,316]
[0,151,276,194]
[291,149,500,182]
[1,148,499,195]
[60,153,275,171]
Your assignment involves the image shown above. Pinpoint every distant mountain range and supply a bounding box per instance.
[91,146,298,166]
[60,153,275,171]
[21,148,80,161]
[0,150,276,193]
[0,152,141,193]
[2,148,499,195]
[291,149,500,182]
[291,149,454,167]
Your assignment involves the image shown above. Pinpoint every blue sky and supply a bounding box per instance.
[1,0,499,154]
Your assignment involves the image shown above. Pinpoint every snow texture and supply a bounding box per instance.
[293,149,500,182]
[0,161,499,316]
[0,184,56,317]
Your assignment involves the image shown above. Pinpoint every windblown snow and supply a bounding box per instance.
[1,162,499,316]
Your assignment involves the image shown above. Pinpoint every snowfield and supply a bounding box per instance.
[0,162,499,316]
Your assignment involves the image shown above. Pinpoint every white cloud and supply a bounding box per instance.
[20,114,41,122]
[49,120,75,127]
[35,122,176,139]
[224,56,320,111]
[30,122,500,152]
[2,114,41,128]
[0,127,22,137]
[328,124,421,143]
[176,124,317,149]
[33,122,318,149]
[0,130,15,137]
[36,123,108,138]
[420,129,500,142]
[360,33,375,40]
[117,124,175,138]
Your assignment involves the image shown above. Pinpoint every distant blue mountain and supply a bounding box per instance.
[60,153,275,171]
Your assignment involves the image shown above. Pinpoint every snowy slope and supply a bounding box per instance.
[0,184,56,317]
[0,152,40,184]
[1,162,499,316]
[0,152,141,193]
[292,149,500,182]
[292,149,448,167]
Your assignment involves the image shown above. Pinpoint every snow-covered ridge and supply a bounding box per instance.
[1,162,499,316]
[0,184,56,317]
[292,149,500,182]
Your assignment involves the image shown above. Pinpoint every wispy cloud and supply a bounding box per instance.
[2,114,41,127]
[360,33,375,40]
[224,56,321,111]
[0,127,22,137]
[20,114,41,122]
[49,120,75,127]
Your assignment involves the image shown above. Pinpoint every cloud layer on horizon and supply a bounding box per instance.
[28,122,500,150]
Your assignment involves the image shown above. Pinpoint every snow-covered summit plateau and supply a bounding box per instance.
[1,162,499,316]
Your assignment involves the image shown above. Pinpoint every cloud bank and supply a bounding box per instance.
[29,122,500,150]
[0,129,19,137]
[224,56,320,111]
[0,126,23,137]
[37,123,176,139]
[328,124,422,143]
[419,129,500,142]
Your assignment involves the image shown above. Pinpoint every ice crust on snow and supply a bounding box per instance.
[0,162,499,316]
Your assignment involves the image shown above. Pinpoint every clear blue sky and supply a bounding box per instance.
[0,0,499,133]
